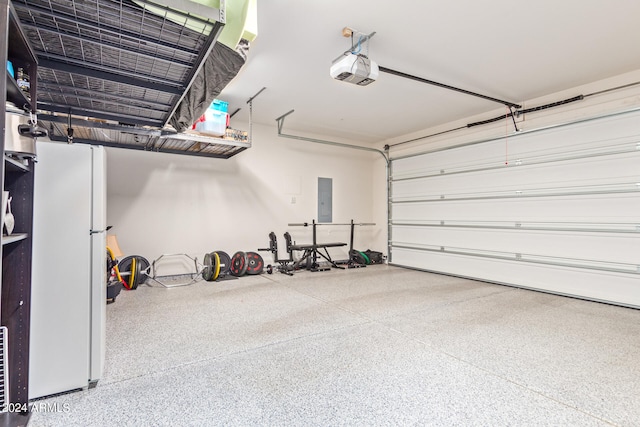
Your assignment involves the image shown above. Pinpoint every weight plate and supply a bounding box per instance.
[117,255,139,289]
[139,256,151,283]
[130,257,142,289]
[246,252,264,275]
[119,255,151,285]
[216,251,232,275]
[230,251,248,277]
[359,251,371,265]
[202,252,214,281]
[212,252,221,281]
[350,249,366,265]
[122,257,135,290]
[125,257,135,289]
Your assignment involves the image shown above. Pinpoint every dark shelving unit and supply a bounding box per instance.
[1,0,38,425]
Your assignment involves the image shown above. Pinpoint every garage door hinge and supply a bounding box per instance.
[515,253,522,260]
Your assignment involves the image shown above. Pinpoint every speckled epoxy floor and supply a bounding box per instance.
[29,265,640,426]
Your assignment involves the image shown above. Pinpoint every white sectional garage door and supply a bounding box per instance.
[389,109,640,308]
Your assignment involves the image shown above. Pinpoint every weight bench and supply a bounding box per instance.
[287,220,346,271]
[290,241,346,271]
[258,232,296,275]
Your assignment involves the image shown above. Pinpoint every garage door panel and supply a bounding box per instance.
[393,112,640,181]
[393,152,640,200]
[391,248,640,307]
[392,194,640,223]
[390,109,640,307]
[392,133,636,181]
[392,227,640,265]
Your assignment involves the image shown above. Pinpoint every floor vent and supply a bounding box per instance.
[0,326,8,412]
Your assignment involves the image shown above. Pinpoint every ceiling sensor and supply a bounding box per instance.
[331,29,378,86]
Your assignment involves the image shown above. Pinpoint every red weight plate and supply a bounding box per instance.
[230,251,248,277]
[246,252,264,275]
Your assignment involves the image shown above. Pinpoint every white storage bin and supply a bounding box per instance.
[193,109,228,137]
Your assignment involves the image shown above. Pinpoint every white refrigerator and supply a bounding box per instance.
[29,142,107,399]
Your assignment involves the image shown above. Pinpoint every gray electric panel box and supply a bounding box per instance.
[317,177,332,223]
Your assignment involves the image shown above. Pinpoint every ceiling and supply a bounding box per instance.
[11,0,640,156]
[220,0,640,145]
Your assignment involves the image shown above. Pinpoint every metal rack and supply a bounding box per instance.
[11,0,249,158]
[148,253,201,288]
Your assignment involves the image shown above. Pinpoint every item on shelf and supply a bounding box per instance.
[5,111,38,158]
[4,196,15,236]
[192,108,229,137]
[16,67,30,95]
[225,127,249,142]
[191,98,231,137]
[211,98,229,113]
[2,191,8,229]
[6,60,14,78]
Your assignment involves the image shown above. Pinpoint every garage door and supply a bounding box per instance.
[389,109,640,308]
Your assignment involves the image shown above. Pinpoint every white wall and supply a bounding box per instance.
[106,122,384,270]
